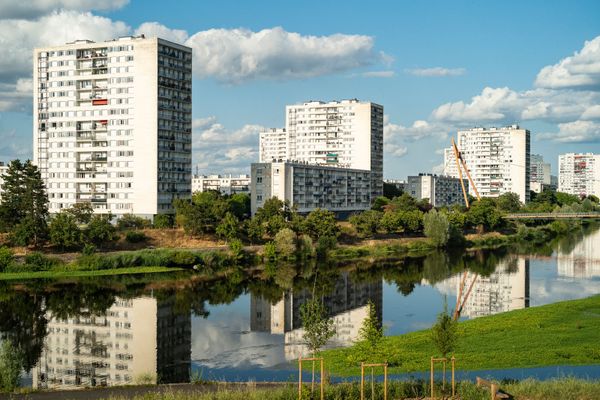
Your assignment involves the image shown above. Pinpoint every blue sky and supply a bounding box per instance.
[0,0,599,178]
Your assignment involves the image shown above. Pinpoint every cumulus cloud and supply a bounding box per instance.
[535,36,600,90]
[0,79,32,112]
[405,67,466,77]
[134,22,189,44]
[0,0,129,20]
[185,27,387,83]
[192,117,265,174]
[384,115,450,142]
[361,70,395,78]
[538,120,600,143]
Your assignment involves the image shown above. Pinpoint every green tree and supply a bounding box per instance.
[302,208,340,240]
[227,193,251,220]
[431,299,458,358]
[274,227,297,259]
[0,160,49,246]
[174,191,229,235]
[216,212,240,242]
[0,341,24,392]
[383,182,403,199]
[380,211,404,233]
[358,300,384,348]
[64,202,94,224]
[389,193,419,211]
[400,209,424,233]
[153,213,174,229]
[496,192,522,212]
[116,214,150,230]
[244,217,265,243]
[423,209,450,247]
[372,196,390,211]
[49,212,83,250]
[300,297,336,355]
[556,191,581,206]
[349,210,382,237]
[0,247,15,272]
[85,214,116,246]
[466,198,503,232]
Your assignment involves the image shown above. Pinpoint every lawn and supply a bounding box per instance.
[0,266,183,280]
[321,295,600,376]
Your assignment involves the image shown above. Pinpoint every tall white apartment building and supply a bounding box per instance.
[407,174,468,207]
[259,100,383,198]
[191,174,250,195]
[558,153,600,198]
[530,154,554,193]
[259,128,288,162]
[33,35,192,218]
[0,162,8,201]
[250,161,372,216]
[444,125,530,203]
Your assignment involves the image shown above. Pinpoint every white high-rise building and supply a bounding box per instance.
[33,35,192,218]
[530,154,554,193]
[444,125,530,203]
[259,100,384,198]
[558,153,600,198]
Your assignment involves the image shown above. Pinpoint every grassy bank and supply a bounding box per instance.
[0,266,183,280]
[92,378,600,400]
[321,295,600,376]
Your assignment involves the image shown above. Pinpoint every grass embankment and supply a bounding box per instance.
[97,378,600,400]
[0,266,183,281]
[322,295,600,376]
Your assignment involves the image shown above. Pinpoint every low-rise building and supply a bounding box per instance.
[250,161,371,216]
[191,174,250,195]
[407,174,468,207]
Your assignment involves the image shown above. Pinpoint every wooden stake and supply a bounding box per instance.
[384,363,388,400]
[430,357,434,400]
[451,356,456,398]
[298,358,302,400]
[361,362,365,400]
[320,359,324,400]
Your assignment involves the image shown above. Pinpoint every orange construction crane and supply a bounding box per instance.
[451,137,481,208]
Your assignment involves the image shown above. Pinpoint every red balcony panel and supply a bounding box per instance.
[92,99,108,106]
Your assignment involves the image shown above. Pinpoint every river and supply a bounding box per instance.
[2,224,599,390]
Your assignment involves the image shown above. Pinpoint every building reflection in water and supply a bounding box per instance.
[456,257,530,319]
[557,228,600,278]
[251,272,382,359]
[33,296,191,390]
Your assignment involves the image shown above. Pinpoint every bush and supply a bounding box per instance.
[297,234,316,259]
[216,212,240,242]
[85,215,117,246]
[22,251,63,271]
[49,212,83,250]
[302,208,340,240]
[423,209,450,248]
[263,241,277,262]
[274,228,297,259]
[117,214,151,230]
[125,231,147,243]
[349,210,382,237]
[153,213,174,229]
[0,247,15,272]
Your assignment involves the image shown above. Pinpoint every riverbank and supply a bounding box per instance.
[0,266,183,281]
[321,295,600,376]
[6,378,600,400]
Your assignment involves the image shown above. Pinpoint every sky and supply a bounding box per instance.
[0,0,599,178]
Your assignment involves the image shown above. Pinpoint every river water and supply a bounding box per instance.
[2,224,599,390]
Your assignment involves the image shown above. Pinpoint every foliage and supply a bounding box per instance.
[349,210,382,237]
[388,193,419,212]
[357,300,384,349]
[300,297,336,355]
[174,191,229,235]
[227,193,251,220]
[0,160,49,246]
[244,217,265,243]
[85,214,117,246]
[372,196,390,211]
[0,247,15,272]
[23,252,63,271]
[125,230,147,243]
[49,212,83,250]
[466,198,503,232]
[153,213,174,229]
[228,238,245,263]
[316,235,337,258]
[263,241,277,262]
[555,191,581,206]
[383,182,403,199]
[216,212,240,242]
[302,208,339,240]
[117,214,151,230]
[430,299,458,358]
[0,340,23,392]
[297,234,316,259]
[273,227,297,259]
[423,209,450,248]
[380,210,424,234]
[64,202,94,224]
[496,192,522,212]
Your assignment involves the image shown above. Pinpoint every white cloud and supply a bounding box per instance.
[192,117,265,174]
[361,70,395,78]
[535,36,600,90]
[0,129,32,160]
[538,120,600,143]
[384,115,450,142]
[0,79,32,112]
[185,27,387,84]
[405,67,466,77]
[386,144,408,157]
[134,22,189,44]
[0,0,129,20]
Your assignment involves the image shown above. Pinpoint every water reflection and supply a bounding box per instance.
[557,227,600,278]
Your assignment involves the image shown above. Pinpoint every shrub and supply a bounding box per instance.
[0,247,15,272]
[153,213,174,229]
[49,212,83,250]
[297,234,316,259]
[117,214,151,230]
[263,241,277,262]
[274,228,297,259]
[349,210,382,237]
[216,212,240,242]
[125,231,147,243]
[302,208,339,240]
[172,250,199,267]
[85,215,117,246]
[423,209,450,248]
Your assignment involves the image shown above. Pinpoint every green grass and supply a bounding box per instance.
[321,295,600,376]
[0,266,183,280]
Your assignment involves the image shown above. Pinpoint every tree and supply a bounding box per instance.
[116,214,151,230]
[0,341,23,392]
[244,217,265,243]
[496,192,522,212]
[383,182,403,199]
[227,193,251,220]
[300,297,336,355]
[466,198,503,232]
[302,208,340,240]
[49,212,83,250]
[85,214,116,246]
[274,227,297,259]
[431,299,458,358]
[64,202,94,224]
[423,209,450,247]
[389,193,419,212]
[556,191,580,206]
[349,210,382,237]
[358,300,384,348]
[153,213,174,229]
[216,212,240,242]
[0,160,49,246]
[174,191,229,235]
[372,196,390,211]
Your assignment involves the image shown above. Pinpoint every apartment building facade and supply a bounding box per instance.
[558,153,600,198]
[444,125,530,203]
[191,174,250,195]
[407,174,468,207]
[33,35,192,218]
[250,161,372,216]
[259,100,383,198]
[530,154,555,193]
